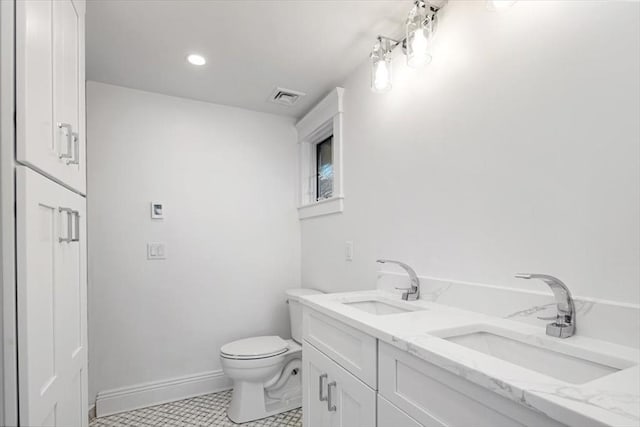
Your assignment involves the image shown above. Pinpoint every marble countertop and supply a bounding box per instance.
[299,290,640,427]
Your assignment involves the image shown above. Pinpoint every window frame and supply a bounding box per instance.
[296,87,344,220]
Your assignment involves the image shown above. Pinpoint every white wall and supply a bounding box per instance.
[87,82,300,404]
[301,1,640,304]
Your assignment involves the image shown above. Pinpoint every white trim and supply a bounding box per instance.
[298,196,344,219]
[95,370,232,417]
[296,87,344,141]
[296,88,345,219]
[0,0,18,424]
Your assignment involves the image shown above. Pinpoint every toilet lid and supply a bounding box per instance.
[220,336,289,359]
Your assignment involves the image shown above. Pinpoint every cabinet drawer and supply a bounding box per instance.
[378,342,565,427]
[378,395,425,427]
[303,342,376,427]
[303,307,377,388]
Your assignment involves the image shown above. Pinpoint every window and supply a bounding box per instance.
[316,136,333,201]
[296,87,344,219]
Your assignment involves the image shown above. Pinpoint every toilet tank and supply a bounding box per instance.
[285,288,323,343]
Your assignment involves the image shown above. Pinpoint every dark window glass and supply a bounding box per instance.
[316,136,333,201]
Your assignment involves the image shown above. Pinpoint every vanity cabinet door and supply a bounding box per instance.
[378,342,565,427]
[303,342,376,427]
[303,345,332,427]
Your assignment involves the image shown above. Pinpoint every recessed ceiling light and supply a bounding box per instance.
[187,54,206,66]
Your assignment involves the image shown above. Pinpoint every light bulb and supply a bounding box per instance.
[374,61,391,91]
[405,1,432,69]
[370,38,393,93]
[407,29,429,67]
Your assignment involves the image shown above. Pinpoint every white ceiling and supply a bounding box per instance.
[86,0,411,118]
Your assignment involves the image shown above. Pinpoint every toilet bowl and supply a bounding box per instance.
[220,288,322,423]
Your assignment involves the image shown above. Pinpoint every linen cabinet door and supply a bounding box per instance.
[55,178,88,427]
[17,166,88,427]
[52,0,86,192]
[16,0,86,194]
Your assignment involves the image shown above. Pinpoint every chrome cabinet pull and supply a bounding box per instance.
[318,374,328,402]
[71,210,80,242]
[327,381,337,412]
[66,132,80,165]
[58,207,73,243]
[57,123,73,159]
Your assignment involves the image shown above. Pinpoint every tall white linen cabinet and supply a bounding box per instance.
[4,0,88,425]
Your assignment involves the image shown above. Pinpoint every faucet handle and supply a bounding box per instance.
[536,315,558,321]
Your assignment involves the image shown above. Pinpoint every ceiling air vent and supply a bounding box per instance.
[269,87,306,107]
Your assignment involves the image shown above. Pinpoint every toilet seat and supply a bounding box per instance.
[220,336,289,360]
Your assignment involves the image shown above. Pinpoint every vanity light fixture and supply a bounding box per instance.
[486,0,517,11]
[186,53,206,66]
[370,0,446,93]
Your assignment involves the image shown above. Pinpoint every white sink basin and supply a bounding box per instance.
[442,328,634,384]
[343,300,423,316]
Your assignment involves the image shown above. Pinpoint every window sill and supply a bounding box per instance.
[298,196,344,220]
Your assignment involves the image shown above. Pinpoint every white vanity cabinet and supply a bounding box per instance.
[303,344,376,427]
[16,0,87,194]
[302,306,568,427]
[302,309,377,427]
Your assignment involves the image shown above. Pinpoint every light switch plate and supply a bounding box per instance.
[345,241,354,261]
[147,243,166,260]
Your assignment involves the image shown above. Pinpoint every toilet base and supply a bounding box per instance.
[221,339,303,424]
[226,378,301,424]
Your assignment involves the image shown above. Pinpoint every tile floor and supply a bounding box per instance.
[89,390,302,427]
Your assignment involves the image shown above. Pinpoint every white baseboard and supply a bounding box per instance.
[95,370,232,417]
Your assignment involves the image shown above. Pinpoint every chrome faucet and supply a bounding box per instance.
[515,274,576,338]
[376,259,420,301]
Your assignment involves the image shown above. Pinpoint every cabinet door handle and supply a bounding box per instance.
[58,207,73,243]
[318,374,328,402]
[71,210,80,242]
[57,123,73,159]
[327,381,337,412]
[66,132,79,165]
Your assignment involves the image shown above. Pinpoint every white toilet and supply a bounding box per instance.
[220,288,322,423]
